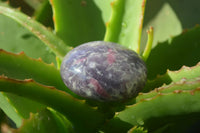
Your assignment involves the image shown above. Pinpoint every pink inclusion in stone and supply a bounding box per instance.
[107,49,116,65]
[89,78,110,98]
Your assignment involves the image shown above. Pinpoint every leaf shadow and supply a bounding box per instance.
[146,26,200,79]
[144,0,200,29]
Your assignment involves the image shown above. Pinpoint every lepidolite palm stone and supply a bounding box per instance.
[60,41,147,101]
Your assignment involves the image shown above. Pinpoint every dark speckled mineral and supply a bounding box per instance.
[60,41,147,101]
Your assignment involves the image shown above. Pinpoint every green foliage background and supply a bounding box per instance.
[0,0,200,133]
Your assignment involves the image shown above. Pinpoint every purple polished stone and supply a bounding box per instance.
[60,41,147,101]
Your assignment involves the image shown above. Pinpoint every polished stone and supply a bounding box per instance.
[60,41,147,101]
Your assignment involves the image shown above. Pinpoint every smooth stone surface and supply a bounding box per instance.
[60,41,147,101]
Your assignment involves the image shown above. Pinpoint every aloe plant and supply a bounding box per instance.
[0,0,200,133]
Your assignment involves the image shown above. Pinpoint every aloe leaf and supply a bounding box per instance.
[0,7,56,64]
[139,77,200,102]
[0,91,45,128]
[0,93,22,127]
[146,26,200,79]
[114,78,200,132]
[93,0,114,24]
[50,0,106,46]
[4,92,45,118]
[0,6,72,59]
[14,109,75,133]
[102,77,200,132]
[141,0,200,50]
[104,0,146,52]
[34,0,53,28]
[142,27,153,61]
[0,5,64,126]
[0,49,75,127]
[0,76,105,133]
[0,49,69,93]
[144,62,200,92]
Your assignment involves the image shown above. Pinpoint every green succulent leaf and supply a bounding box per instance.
[3,93,45,119]
[146,26,200,79]
[0,4,64,128]
[14,109,75,133]
[0,93,23,127]
[0,49,69,93]
[144,62,200,92]
[1,0,200,132]
[138,77,200,102]
[141,0,200,50]
[0,76,105,133]
[0,5,55,65]
[34,0,54,28]
[0,5,72,59]
[104,0,146,53]
[0,49,72,127]
[1,92,46,128]
[50,0,106,47]
[110,77,200,132]
[142,27,153,61]
[93,0,114,24]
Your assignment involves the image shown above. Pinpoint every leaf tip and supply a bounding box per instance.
[147,26,153,34]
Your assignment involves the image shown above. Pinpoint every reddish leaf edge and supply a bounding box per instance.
[143,62,200,92]
[0,5,73,59]
[0,49,75,95]
[0,49,56,67]
[0,75,106,133]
